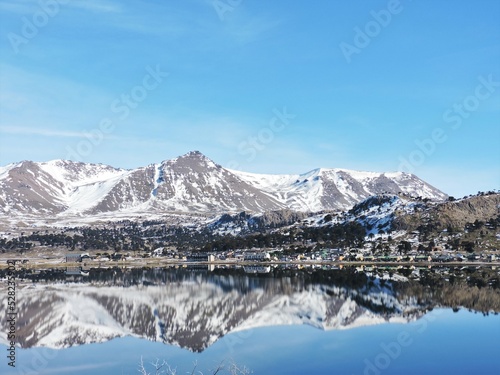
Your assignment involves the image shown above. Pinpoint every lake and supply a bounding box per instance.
[1,265,499,374]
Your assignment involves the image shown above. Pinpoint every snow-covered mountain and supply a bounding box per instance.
[231,168,446,212]
[0,151,446,220]
[0,270,424,352]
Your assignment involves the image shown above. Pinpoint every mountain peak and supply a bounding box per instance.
[166,151,221,171]
[181,150,207,159]
[0,153,447,219]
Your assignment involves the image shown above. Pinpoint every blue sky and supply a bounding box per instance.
[0,0,499,197]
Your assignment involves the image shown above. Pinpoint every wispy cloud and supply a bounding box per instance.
[0,0,39,14]
[0,0,121,14]
[66,0,122,13]
[0,126,111,139]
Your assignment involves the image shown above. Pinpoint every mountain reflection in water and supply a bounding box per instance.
[1,265,498,354]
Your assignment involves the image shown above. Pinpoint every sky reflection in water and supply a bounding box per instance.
[4,309,499,375]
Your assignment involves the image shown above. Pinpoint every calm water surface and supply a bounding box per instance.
[1,265,499,375]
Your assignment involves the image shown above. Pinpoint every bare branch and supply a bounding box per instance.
[138,357,249,375]
[138,356,149,375]
[190,361,198,375]
[166,361,177,375]
[212,360,225,375]
[228,362,251,375]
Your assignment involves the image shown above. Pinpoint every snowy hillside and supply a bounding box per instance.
[231,168,447,211]
[0,151,447,222]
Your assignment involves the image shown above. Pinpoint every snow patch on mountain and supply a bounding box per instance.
[0,152,447,223]
[231,167,446,212]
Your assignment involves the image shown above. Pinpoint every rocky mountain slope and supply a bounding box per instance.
[393,193,500,232]
[231,167,446,212]
[0,151,446,221]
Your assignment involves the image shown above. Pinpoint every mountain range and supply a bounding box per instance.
[0,151,447,220]
[1,267,497,352]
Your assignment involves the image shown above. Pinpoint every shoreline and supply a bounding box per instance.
[1,258,498,270]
